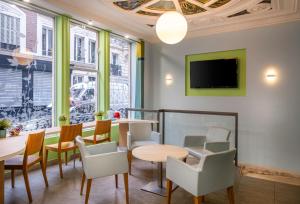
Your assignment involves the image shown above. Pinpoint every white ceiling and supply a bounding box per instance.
[31,0,300,43]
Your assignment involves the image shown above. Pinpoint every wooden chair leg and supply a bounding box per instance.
[22,169,33,203]
[227,186,235,204]
[127,150,132,175]
[193,196,204,204]
[45,149,49,171]
[115,174,118,188]
[11,170,15,188]
[65,151,68,166]
[40,160,49,187]
[80,172,86,195]
[166,179,172,204]
[85,179,92,204]
[58,152,63,179]
[123,173,129,204]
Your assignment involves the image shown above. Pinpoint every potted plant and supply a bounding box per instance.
[58,115,67,127]
[94,111,104,121]
[0,119,11,138]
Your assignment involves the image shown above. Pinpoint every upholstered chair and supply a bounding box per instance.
[76,136,129,204]
[127,123,160,174]
[166,149,236,204]
[184,127,231,158]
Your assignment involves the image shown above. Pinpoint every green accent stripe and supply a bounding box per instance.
[185,49,247,96]
[55,16,70,124]
[99,31,110,113]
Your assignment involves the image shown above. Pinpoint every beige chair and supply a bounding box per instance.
[127,123,160,174]
[184,127,231,158]
[83,120,111,144]
[166,149,236,204]
[76,136,129,204]
[45,123,82,178]
[5,130,48,203]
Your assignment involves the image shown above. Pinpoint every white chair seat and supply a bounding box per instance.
[131,140,157,149]
[185,146,212,158]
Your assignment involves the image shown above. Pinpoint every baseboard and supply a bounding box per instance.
[239,163,300,186]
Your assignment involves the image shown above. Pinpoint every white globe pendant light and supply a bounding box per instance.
[155,11,188,44]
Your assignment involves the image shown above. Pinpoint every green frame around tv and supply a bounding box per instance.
[185,49,246,96]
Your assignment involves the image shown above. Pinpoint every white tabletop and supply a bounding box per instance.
[132,144,188,163]
[0,135,26,161]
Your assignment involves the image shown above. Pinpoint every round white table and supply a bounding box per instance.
[0,136,26,203]
[132,144,188,196]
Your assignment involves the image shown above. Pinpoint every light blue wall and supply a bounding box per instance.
[146,21,300,173]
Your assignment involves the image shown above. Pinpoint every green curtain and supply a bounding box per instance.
[134,41,144,118]
[55,15,70,125]
[98,30,110,115]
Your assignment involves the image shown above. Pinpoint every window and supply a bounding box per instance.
[89,39,96,64]
[42,26,53,56]
[0,13,20,50]
[70,24,97,124]
[0,2,54,131]
[110,36,131,117]
[74,35,85,62]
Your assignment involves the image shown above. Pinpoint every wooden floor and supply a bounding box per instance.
[4,157,300,204]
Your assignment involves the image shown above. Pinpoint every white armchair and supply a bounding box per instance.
[184,127,231,158]
[127,123,160,174]
[76,136,129,204]
[166,149,236,204]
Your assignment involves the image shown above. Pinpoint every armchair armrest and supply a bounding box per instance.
[84,151,128,179]
[204,141,230,153]
[127,131,132,150]
[150,131,160,144]
[86,141,117,155]
[184,135,206,147]
[166,156,200,196]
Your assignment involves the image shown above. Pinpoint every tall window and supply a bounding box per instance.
[0,2,54,131]
[110,36,131,117]
[70,24,97,124]
[88,39,96,64]
[42,26,53,56]
[74,35,84,62]
[0,13,20,50]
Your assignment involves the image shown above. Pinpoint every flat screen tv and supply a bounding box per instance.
[190,58,238,88]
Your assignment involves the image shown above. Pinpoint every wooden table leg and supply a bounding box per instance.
[0,160,4,204]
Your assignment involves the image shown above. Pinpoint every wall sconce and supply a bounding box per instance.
[265,67,278,85]
[165,74,173,86]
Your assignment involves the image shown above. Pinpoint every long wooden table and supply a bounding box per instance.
[0,118,158,204]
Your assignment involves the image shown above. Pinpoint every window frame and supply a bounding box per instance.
[74,34,85,63]
[42,25,53,57]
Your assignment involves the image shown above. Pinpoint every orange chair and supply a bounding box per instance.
[83,120,111,144]
[5,130,48,203]
[45,123,82,179]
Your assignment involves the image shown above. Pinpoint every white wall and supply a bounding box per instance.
[145,21,300,173]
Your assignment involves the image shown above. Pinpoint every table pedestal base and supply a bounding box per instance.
[141,181,178,197]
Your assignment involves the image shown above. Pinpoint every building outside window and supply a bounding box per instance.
[74,35,85,62]
[88,39,96,64]
[0,13,21,50]
[70,24,97,124]
[42,26,52,56]
[0,1,54,131]
[110,35,130,117]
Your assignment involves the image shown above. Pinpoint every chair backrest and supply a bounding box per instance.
[25,130,45,156]
[59,123,82,144]
[197,149,236,195]
[75,136,88,158]
[94,120,111,136]
[128,123,152,141]
[206,127,231,142]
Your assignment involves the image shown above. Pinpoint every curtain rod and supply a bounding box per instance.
[3,0,142,43]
